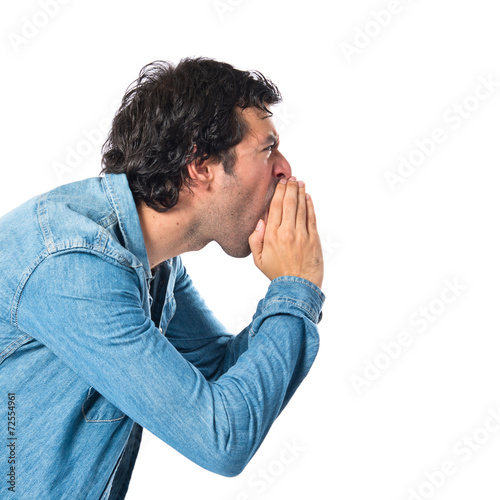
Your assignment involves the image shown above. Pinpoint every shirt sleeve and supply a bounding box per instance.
[16,250,325,477]
[164,261,264,381]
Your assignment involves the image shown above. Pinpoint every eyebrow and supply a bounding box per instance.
[261,133,279,146]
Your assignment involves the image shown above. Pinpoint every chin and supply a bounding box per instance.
[219,240,252,259]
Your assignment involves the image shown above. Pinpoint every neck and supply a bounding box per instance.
[135,200,208,270]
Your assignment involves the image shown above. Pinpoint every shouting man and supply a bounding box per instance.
[0,57,325,499]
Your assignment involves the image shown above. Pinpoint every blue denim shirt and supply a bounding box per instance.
[0,173,325,499]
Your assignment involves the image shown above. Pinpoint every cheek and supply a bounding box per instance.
[257,183,272,209]
[243,175,268,203]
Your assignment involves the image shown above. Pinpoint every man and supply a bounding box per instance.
[0,57,325,499]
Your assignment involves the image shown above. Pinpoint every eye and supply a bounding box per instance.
[264,142,277,152]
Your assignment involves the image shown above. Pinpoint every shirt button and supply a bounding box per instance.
[159,327,163,333]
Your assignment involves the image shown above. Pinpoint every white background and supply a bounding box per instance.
[2,1,500,499]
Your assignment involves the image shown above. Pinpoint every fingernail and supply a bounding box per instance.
[279,178,287,184]
[256,220,263,231]
[306,193,311,200]
[289,176,297,182]
[298,180,305,188]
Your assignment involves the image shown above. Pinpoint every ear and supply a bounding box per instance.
[186,159,215,185]
[186,147,220,190]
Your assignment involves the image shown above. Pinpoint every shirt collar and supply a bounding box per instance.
[102,173,153,281]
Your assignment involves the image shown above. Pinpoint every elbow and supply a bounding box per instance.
[201,447,252,478]
[209,456,248,478]
[192,381,261,477]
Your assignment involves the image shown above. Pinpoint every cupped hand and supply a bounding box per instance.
[248,177,324,289]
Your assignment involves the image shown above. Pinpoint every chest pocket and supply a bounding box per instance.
[82,387,126,423]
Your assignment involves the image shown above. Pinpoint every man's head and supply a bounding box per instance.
[101,57,292,259]
[101,57,284,212]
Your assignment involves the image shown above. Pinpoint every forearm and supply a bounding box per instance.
[196,276,323,474]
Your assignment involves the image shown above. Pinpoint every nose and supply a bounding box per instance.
[272,151,292,180]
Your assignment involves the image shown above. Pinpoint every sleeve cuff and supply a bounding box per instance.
[262,276,326,324]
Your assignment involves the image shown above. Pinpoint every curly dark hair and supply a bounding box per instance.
[100,57,282,212]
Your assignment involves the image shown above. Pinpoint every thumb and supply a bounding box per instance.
[248,219,265,262]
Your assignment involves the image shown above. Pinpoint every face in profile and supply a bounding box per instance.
[209,106,292,258]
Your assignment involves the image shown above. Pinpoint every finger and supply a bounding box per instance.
[266,178,287,229]
[248,219,266,265]
[296,180,307,230]
[282,176,298,228]
[306,193,318,234]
